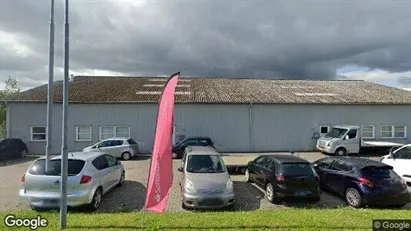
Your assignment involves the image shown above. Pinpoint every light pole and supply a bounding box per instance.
[60,0,70,229]
[45,0,55,172]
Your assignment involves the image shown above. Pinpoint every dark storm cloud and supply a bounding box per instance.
[0,0,410,89]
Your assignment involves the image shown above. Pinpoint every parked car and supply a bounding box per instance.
[83,137,138,160]
[245,155,321,204]
[313,156,410,208]
[178,146,235,209]
[19,152,125,211]
[172,136,214,159]
[0,138,28,161]
[381,144,411,186]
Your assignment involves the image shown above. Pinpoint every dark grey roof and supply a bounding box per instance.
[333,157,389,168]
[264,155,310,163]
[5,76,411,104]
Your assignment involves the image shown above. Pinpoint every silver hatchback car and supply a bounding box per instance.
[83,137,139,160]
[178,146,235,209]
[19,152,125,211]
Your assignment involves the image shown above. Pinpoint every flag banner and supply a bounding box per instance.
[144,71,180,213]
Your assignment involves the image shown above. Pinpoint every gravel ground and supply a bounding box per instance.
[0,153,410,213]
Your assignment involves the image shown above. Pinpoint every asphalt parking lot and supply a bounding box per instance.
[0,152,410,212]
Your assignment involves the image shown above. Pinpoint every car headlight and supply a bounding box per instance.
[185,180,197,194]
[225,179,234,193]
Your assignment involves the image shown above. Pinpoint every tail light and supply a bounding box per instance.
[358,177,374,188]
[20,174,25,183]
[80,175,92,184]
[401,179,407,187]
[277,175,285,183]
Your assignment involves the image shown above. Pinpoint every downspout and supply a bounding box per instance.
[249,102,254,152]
[5,101,10,138]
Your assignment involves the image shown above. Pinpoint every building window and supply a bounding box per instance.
[381,125,407,139]
[394,126,406,138]
[76,126,92,141]
[99,126,131,140]
[31,127,46,141]
[319,125,330,136]
[361,125,375,139]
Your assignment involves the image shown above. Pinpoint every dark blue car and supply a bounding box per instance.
[313,156,410,208]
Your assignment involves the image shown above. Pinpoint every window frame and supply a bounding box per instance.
[99,126,131,140]
[381,125,407,139]
[75,126,92,142]
[361,125,375,139]
[30,126,46,142]
[319,125,330,136]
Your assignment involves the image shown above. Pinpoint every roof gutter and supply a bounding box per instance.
[249,102,254,152]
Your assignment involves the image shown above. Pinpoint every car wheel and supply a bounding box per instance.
[20,149,28,157]
[121,152,131,160]
[266,183,279,204]
[86,188,102,212]
[117,171,125,187]
[345,188,363,208]
[172,152,178,159]
[335,148,347,156]
[245,169,251,182]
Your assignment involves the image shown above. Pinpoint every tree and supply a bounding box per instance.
[0,76,20,138]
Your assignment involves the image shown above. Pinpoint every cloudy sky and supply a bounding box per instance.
[1,0,410,90]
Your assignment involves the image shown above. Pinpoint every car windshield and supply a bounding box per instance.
[395,147,411,159]
[186,155,226,173]
[28,159,85,176]
[361,166,396,179]
[324,128,348,139]
[280,163,316,176]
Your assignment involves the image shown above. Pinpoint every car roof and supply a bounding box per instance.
[49,152,107,161]
[333,125,359,129]
[185,145,219,155]
[101,137,130,141]
[330,156,388,168]
[262,155,310,164]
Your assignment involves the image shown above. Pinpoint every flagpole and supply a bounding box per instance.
[60,0,70,229]
[45,0,55,172]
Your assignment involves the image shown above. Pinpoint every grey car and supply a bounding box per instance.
[178,146,235,209]
[83,137,139,160]
[19,152,125,211]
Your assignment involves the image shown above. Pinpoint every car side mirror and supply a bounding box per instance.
[177,167,183,172]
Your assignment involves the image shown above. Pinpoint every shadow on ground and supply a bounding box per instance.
[0,156,38,167]
[96,180,147,213]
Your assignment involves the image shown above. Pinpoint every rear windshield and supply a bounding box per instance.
[280,163,316,176]
[127,138,137,145]
[361,166,396,178]
[28,159,85,176]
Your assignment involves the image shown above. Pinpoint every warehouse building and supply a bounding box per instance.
[4,76,411,154]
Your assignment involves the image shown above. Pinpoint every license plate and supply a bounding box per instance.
[295,191,311,196]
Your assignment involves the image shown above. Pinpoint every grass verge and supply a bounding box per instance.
[1,208,410,231]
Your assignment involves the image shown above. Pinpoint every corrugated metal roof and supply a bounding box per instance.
[5,76,411,104]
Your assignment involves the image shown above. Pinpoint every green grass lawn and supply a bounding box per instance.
[1,208,410,231]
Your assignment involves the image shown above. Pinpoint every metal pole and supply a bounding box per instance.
[60,0,69,229]
[46,0,55,172]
